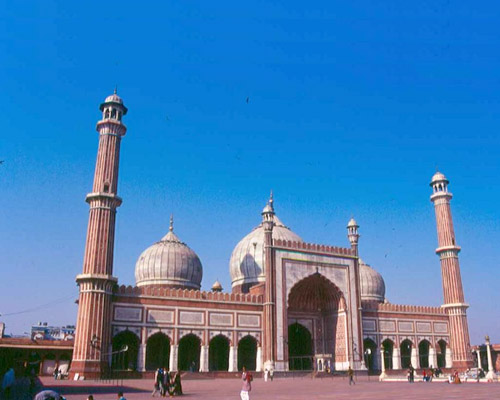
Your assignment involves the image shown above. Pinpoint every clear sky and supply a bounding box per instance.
[0,1,499,345]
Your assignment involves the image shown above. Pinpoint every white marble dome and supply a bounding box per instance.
[359,259,385,303]
[229,212,302,291]
[135,220,202,289]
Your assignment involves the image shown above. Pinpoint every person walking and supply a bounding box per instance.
[269,368,274,382]
[240,366,252,400]
[264,368,268,382]
[152,367,162,397]
[348,366,355,385]
[161,368,170,397]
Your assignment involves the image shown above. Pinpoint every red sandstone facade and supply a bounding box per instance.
[69,93,473,378]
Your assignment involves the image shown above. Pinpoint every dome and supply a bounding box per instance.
[211,280,223,292]
[359,259,385,303]
[229,212,302,291]
[100,89,128,114]
[135,218,202,289]
[347,218,358,228]
[430,171,448,185]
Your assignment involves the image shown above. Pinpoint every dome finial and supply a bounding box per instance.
[169,214,174,232]
[269,190,274,206]
[114,85,117,95]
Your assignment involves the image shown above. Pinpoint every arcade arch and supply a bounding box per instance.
[146,332,170,371]
[178,334,201,371]
[209,335,230,371]
[382,339,394,370]
[112,330,139,371]
[400,339,413,369]
[238,335,257,371]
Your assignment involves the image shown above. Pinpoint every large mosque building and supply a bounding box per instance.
[69,92,474,379]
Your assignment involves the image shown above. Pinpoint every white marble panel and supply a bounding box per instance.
[379,320,396,332]
[179,311,204,325]
[114,307,142,322]
[363,319,376,332]
[238,314,260,327]
[434,322,448,333]
[398,321,414,333]
[209,313,233,326]
[147,309,174,324]
[416,322,432,333]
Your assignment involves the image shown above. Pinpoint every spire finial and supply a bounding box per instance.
[169,214,174,232]
[269,190,274,206]
[114,85,117,95]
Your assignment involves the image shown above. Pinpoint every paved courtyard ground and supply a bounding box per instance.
[14,375,500,400]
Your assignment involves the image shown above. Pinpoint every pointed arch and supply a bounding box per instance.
[112,330,140,371]
[146,332,171,371]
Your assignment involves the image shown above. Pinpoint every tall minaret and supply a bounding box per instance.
[347,218,365,369]
[262,192,276,372]
[430,172,473,369]
[70,91,128,378]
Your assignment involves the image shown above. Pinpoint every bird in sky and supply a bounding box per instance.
[246,97,249,104]
[0,160,4,164]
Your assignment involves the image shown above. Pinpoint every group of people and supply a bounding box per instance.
[152,367,183,397]
[407,365,443,383]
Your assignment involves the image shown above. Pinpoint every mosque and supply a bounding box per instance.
[69,92,474,379]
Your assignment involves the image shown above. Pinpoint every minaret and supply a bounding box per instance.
[70,91,128,378]
[347,218,365,369]
[430,172,473,369]
[262,191,276,371]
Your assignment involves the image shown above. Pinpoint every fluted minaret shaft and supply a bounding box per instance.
[430,173,473,369]
[71,92,127,379]
[262,194,276,370]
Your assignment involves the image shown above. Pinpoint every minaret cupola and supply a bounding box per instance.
[99,88,128,122]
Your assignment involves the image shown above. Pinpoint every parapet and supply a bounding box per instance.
[273,239,355,257]
[115,285,263,304]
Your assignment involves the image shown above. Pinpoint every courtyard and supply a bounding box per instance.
[16,375,500,400]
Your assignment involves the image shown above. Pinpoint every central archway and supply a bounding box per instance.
[178,334,201,371]
[400,339,413,369]
[288,323,313,370]
[287,273,346,371]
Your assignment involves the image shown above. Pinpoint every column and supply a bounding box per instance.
[392,348,401,370]
[411,347,418,369]
[169,344,178,372]
[228,346,236,372]
[256,346,262,372]
[486,337,497,381]
[137,344,146,372]
[429,347,437,369]
[379,349,387,381]
[199,345,209,372]
[476,349,482,370]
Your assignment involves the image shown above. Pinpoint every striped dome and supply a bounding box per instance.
[229,213,302,290]
[135,220,202,290]
[359,259,385,303]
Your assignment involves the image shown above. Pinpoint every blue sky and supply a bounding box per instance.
[0,1,499,344]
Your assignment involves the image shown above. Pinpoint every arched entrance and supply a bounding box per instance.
[112,331,139,371]
[419,340,430,368]
[382,339,394,370]
[287,273,346,371]
[146,332,171,371]
[363,338,377,371]
[209,335,230,371]
[400,339,413,369]
[437,340,447,368]
[288,323,313,370]
[238,335,257,371]
[178,334,201,371]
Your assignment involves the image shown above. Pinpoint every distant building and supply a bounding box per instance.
[31,322,75,341]
[0,323,73,377]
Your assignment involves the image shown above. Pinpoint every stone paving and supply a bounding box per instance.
[25,376,500,400]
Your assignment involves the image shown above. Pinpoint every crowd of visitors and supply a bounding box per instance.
[152,366,183,397]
